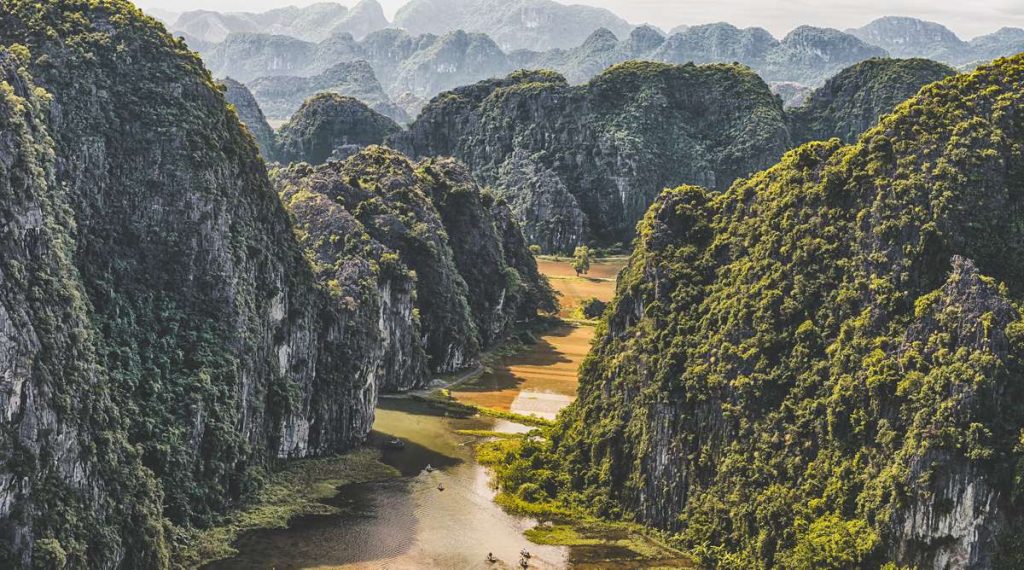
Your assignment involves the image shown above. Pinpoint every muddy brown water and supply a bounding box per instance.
[207,399,568,569]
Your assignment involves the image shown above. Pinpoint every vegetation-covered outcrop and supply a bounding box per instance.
[0,1,396,565]
[0,43,169,570]
[492,54,1024,568]
[274,147,555,373]
[220,77,277,159]
[396,62,790,252]
[789,57,956,144]
[275,93,402,165]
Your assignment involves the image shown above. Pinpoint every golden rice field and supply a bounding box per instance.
[451,256,628,417]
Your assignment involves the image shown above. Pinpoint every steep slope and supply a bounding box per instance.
[247,60,405,123]
[849,17,965,59]
[396,63,790,252]
[0,45,168,570]
[392,0,634,51]
[220,77,277,159]
[275,93,402,165]
[202,32,317,81]
[389,30,511,101]
[502,54,1024,568]
[0,0,391,564]
[274,147,555,372]
[789,58,956,144]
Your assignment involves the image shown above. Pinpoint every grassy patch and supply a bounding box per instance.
[454,429,524,439]
[412,391,554,428]
[172,449,398,568]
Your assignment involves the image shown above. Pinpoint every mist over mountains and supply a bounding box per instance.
[161,1,1024,123]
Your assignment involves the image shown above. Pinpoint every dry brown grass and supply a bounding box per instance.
[537,258,627,318]
[451,323,594,412]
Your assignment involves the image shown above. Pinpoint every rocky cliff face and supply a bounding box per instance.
[392,0,634,51]
[396,63,790,252]
[274,147,555,374]
[848,16,965,59]
[788,57,956,144]
[511,54,1024,568]
[220,77,277,159]
[0,45,168,570]
[275,93,401,165]
[0,1,387,565]
[247,60,407,123]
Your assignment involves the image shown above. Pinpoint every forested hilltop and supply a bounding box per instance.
[396,63,791,253]
[397,56,955,254]
[488,54,1024,568]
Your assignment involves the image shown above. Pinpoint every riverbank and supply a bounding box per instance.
[173,449,399,568]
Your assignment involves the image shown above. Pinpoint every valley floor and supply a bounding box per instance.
[183,256,693,569]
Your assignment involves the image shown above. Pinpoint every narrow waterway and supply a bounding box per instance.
[208,399,567,569]
[206,258,654,569]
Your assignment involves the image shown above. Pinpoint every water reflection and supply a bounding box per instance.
[207,399,568,569]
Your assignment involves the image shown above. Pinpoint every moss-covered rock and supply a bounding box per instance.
[275,92,401,165]
[396,62,790,253]
[0,1,389,564]
[497,54,1024,568]
[274,147,555,374]
[789,57,957,144]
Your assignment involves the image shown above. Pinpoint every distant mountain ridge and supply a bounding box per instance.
[181,7,1024,129]
[170,0,389,43]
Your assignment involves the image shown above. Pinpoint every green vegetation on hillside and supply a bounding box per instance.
[492,54,1024,568]
[789,57,957,144]
[398,61,790,253]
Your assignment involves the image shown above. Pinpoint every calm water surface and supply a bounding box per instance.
[207,399,568,569]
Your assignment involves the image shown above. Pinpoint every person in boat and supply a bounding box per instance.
[437,483,445,491]
[520,549,531,558]
[486,552,496,563]
[425,463,434,472]
[519,557,529,568]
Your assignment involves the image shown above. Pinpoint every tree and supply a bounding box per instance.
[529,245,542,256]
[571,246,592,277]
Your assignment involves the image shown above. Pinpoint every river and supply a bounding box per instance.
[205,258,666,569]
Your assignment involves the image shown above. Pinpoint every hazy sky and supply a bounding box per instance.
[136,0,1024,39]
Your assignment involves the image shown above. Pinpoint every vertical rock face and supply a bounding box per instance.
[273,147,556,376]
[0,46,167,570]
[220,77,277,160]
[510,55,1024,568]
[0,1,381,564]
[396,63,790,252]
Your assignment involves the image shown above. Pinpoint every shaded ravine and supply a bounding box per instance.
[205,257,641,569]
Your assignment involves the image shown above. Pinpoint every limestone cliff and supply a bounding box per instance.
[274,147,556,375]
[0,1,392,565]
[396,63,790,252]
